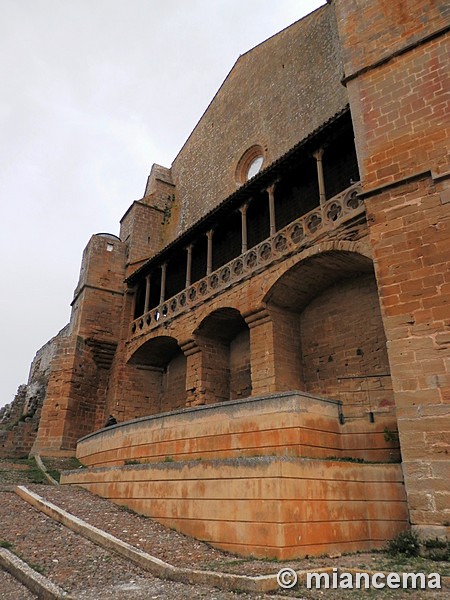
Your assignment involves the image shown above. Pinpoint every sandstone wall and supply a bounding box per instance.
[332,0,450,536]
[169,4,348,237]
[62,455,408,559]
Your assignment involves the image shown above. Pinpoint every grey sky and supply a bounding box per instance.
[0,0,324,408]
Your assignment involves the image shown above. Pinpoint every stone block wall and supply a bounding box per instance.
[269,307,304,393]
[78,392,399,470]
[300,273,394,417]
[62,456,408,559]
[31,234,127,455]
[109,361,164,422]
[331,0,450,535]
[366,178,450,535]
[229,330,252,400]
[169,4,348,237]
[120,201,165,275]
[160,352,187,412]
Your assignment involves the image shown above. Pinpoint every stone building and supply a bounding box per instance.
[5,0,449,558]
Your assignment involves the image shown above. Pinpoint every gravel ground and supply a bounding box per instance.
[31,483,230,570]
[26,484,450,599]
[26,484,381,575]
[0,487,280,599]
[75,580,278,600]
[26,484,450,580]
[0,566,36,599]
[0,460,447,599]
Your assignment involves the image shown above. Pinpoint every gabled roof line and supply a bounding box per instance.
[169,4,328,168]
[126,104,350,285]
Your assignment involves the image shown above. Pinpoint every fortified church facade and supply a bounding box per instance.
[3,0,449,558]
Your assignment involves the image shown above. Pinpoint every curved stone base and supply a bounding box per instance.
[62,456,408,560]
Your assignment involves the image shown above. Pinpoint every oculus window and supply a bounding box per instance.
[236,145,265,184]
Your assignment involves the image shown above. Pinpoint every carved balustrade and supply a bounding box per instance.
[130,183,363,337]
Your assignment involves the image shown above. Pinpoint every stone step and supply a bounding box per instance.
[0,566,37,599]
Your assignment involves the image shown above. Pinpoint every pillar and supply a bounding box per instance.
[159,263,167,304]
[185,244,193,288]
[313,147,326,205]
[206,230,214,275]
[181,339,205,407]
[240,204,248,254]
[267,184,277,236]
[244,307,277,396]
[144,274,151,313]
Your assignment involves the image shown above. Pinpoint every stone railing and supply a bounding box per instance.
[130,183,363,337]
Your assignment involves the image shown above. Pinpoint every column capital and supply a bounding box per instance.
[266,181,279,195]
[239,202,249,215]
[243,305,272,328]
[180,338,201,356]
[313,147,325,161]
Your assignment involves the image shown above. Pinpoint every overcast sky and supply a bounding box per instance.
[0,0,325,409]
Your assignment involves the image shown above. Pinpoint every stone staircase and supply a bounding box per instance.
[1,459,447,600]
[0,459,279,599]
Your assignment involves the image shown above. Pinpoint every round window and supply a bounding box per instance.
[236,145,265,184]
[247,156,264,180]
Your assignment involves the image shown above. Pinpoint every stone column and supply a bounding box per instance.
[144,274,151,313]
[181,339,204,407]
[244,307,277,396]
[267,184,277,236]
[185,244,193,288]
[240,204,249,254]
[313,147,326,205]
[130,285,138,319]
[206,230,214,275]
[159,263,167,304]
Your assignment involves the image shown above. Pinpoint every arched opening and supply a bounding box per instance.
[264,250,394,417]
[299,274,393,416]
[194,308,252,403]
[128,336,187,414]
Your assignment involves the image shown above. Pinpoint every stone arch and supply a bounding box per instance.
[263,247,374,311]
[128,335,187,414]
[263,248,395,418]
[194,307,252,403]
[261,239,372,302]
